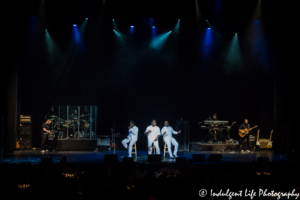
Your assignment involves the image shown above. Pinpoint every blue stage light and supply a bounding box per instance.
[73,24,76,26]
[152,26,155,28]
[207,27,211,29]
[130,26,134,28]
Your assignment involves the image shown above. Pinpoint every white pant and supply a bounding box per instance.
[148,138,160,154]
[122,138,137,157]
[164,137,178,156]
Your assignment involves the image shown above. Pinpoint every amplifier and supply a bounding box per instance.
[20,115,31,123]
[226,139,237,144]
[249,135,256,142]
[259,138,269,149]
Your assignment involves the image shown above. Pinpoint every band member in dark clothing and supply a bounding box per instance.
[211,114,218,120]
[69,110,78,120]
[41,119,52,152]
[239,119,251,153]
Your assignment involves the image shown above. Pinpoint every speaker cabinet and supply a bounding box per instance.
[20,123,32,137]
[104,154,118,162]
[123,157,133,164]
[19,122,32,150]
[19,137,32,150]
[207,154,222,161]
[147,155,161,162]
[176,157,186,163]
[191,154,205,162]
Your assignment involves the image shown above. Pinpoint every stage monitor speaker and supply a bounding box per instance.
[123,157,133,164]
[41,157,52,165]
[257,157,269,170]
[207,154,222,161]
[176,157,186,163]
[0,115,4,160]
[147,155,161,162]
[104,154,118,162]
[19,137,32,150]
[191,154,205,162]
[20,123,32,137]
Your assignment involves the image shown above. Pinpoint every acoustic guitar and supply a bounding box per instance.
[239,125,258,137]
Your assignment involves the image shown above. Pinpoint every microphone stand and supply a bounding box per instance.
[44,107,53,120]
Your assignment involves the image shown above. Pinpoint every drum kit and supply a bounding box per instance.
[49,114,95,139]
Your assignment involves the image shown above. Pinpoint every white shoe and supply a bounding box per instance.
[169,156,175,159]
[41,150,45,152]
[174,154,178,157]
[246,150,250,153]
[241,150,244,153]
[128,155,132,157]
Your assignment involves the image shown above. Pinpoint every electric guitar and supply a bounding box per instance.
[239,125,258,137]
[256,129,260,146]
[267,130,273,148]
[16,140,20,149]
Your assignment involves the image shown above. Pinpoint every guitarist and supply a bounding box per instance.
[238,119,251,153]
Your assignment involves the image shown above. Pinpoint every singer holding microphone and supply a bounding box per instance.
[121,121,138,157]
[144,120,161,154]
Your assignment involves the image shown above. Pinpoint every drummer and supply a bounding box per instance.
[69,110,78,120]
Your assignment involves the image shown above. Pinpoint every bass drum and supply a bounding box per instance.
[59,127,75,138]
[68,128,75,138]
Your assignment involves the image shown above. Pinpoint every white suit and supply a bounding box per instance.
[161,126,179,157]
[145,125,160,154]
[121,126,138,157]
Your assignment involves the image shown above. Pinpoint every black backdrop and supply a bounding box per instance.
[3,0,298,152]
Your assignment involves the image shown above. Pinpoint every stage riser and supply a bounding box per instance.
[190,144,257,151]
[57,140,97,151]
[191,144,239,151]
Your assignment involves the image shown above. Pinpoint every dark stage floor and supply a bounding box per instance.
[0,150,290,164]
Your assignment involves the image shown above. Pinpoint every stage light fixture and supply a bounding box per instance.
[130,26,134,28]
[207,27,211,29]
[86,18,88,20]
[73,24,76,26]
[45,29,47,31]
[152,26,155,28]
[112,19,114,21]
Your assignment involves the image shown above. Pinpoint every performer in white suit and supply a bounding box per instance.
[161,121,181,158]
[122,120,138,157]
[144,120,161,154]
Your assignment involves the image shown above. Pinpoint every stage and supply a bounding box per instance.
[0,149,290,164]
